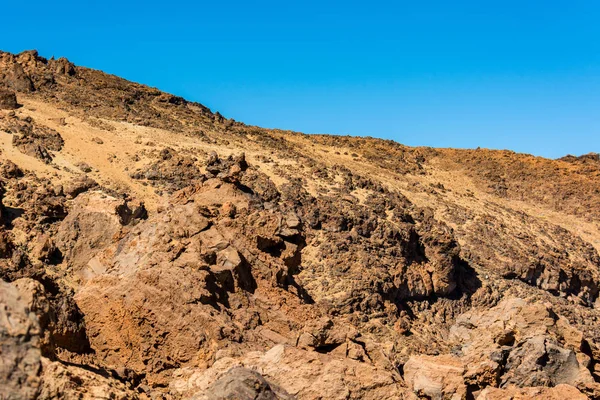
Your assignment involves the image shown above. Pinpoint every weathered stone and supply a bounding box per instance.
[63,175,98,199]
[197,367,292,400]
[0,280,42,399]
[0,89,18,109]
[404,355,467,400]
[2,50,600,400]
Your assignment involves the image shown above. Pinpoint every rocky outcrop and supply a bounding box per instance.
[0,50,78,93]
[451,209,600,307]
[476,384,587,399]
[12,278,91,358]
[194,367,293,400]
[402,298,598,399]
[171,345,412,400]
[2,49,213,132]
[3,50,600,400]
[560,152,600,165]
[0,88,18,109]
[129,147,204,193]
[0,114,63,163]
[73,161,292,385]
[0,52,34,92]
[55,191,144,278]
[38,359,139,400]
[288,171,467,318]
[71,154,474,389]
[0,279,139,399]
[0,169,70,282]
[0,280,42,399]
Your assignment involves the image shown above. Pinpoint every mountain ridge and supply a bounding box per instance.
[2,49,600,399]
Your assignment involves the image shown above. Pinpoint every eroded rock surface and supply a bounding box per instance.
[171,345,412,400]
[404,298,600,398]
[1,114,63,163]
[0,280,42,399]
[0,88,18,109]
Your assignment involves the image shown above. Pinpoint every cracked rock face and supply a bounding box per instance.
[3,50,600,399]
[0,280,42,399]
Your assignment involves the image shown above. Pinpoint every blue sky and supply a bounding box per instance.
[2,1,599,158]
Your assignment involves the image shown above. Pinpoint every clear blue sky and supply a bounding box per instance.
[2,1,599,158]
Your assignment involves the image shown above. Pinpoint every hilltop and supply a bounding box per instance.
[2,50,600,399]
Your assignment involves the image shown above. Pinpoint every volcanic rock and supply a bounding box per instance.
[0,280,42,399]
[0,88,18,109]
[2,115,64,163]
[2,50,600,399]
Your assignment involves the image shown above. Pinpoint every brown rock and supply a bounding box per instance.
[12,277,90,358]
[76,161,93,173]
[63,175,98,199]
[476,384,586,400]
[172,345,412,400]
[3,50,600,400]
[0,89,18,109]
[6,115,64,163]
[0,280,42,399]
[404,355,467,400]
[30,234,60,263]
[197,367,293,400]
[4,59,34,91]
[38,359,140,400]
[0,159,24,178]
[56,192,132,277]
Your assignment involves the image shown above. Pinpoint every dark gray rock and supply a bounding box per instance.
[200,367,294,400]
[502,335,582,387]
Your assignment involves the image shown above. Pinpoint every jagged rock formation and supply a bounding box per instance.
[5,114,64,163]
[2,49,600,399]
[404,298,600,398]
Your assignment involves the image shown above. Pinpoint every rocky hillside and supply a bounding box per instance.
[2,49,600,399]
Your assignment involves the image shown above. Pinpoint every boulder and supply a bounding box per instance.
[403,355,467,400]
[63,175,98,199]
[4,61,34,91]
[0,89,18,109]
[196,367,293,400]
